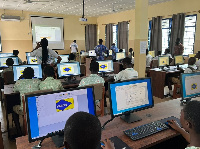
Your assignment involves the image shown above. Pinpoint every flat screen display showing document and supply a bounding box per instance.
[175,55,184,65]
[89,50,96,57]
[97,60,113,73]
[189,54,196,58]
[27,56,38,64]
[0,53,13,57]
[116,52,125,60]
[181,72,200,100]
[158,56,169,67]
[109,78,154,117]
[0,57,18,67]
[26,87,95,142]
[13,65,42,81]
[57,62,80,77]
[149,51,155,57]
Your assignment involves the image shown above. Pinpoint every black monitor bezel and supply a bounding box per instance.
[108,77,154,119]
[25,86,96,143]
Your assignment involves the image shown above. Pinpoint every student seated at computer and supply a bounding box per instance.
[1,58,14,78]
[153,51,162,60]
[128,48,134,64]
[64,112,114,149]
[195,51,200,70]
[13,50,23,65]
[146,49,153,68]
[79,60,105,87]
[168,100,200,149]
[114,57,138,81]
[164,48,172,58]
[39,65,63,91]
[68,53,76,62]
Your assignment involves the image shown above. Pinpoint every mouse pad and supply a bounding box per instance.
[159,116,182,127]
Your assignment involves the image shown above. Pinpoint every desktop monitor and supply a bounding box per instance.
[122,49,126,53]
[13,64,42,81]
[26,52,31,57]
[175,55,184,65]
[116,52,126,61]
[149,51,155,57]
[57,62,80,77]
[181,72,200,101]
[158,56,169,67]
[109,78,154,123]
[27,56,38,64]
[109,50,113,56]
[59,54,69,63]
[97,60,114,73]
[189,54,196,58]
[0,53,13,57]
[89,50,96,57]
[26,87,95,143]
[0,57,19,67]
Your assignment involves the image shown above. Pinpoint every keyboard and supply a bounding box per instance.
[124,121,169,141]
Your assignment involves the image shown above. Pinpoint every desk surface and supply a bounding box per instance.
[16,98,194,149]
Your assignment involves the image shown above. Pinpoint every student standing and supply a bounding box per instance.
[94,39,108,61]
[70,40,78,54]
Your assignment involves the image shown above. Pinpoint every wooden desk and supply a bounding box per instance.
[16,99,189,149]
[149,70,181,99]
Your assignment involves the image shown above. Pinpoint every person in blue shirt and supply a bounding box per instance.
[94,39,108,60]
[111,43,118,60]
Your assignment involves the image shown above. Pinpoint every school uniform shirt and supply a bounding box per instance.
[174,43,184,56]
[146,54,153,67]
[13,79,41,114]
[184,65,197,73]
[111,45,119,59]
[70,42,78,53]
[1,66,13,78]
[39,77,64,91]
[185,147,200,149]
[114,68,138,82]
[94,44,108,60]
[195,59,200,70]
[30,48,59,64]
[79,74,105,87]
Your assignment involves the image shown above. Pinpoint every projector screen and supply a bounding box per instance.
[31,16,64,50]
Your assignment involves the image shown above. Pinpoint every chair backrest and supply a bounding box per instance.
[3,71,14,85]
[85,83,104,100]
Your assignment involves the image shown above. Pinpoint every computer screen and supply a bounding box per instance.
[26,87,95,142]
[57,62,80,77]
[109,78,154,118]
[27,56,38,64]
[175,55,184,65]
[0,53,13,57]
[89,50,96,57]
[60,55,69,63]
[26,52,31,57]
[189,54,196,58]
[149,51,155,57]
[0,57,19,67]
[13,64,42,81]
[97,60,114,72]
[116,52,126,60]
[181,72,200,100]
[158,56,169,67]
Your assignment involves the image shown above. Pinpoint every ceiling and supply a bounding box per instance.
[0,0,174,17]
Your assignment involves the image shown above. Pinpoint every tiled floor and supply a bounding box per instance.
[0,96,172,149]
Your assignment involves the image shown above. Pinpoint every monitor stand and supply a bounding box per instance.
[120,113,142,124]
[52,134,64,148]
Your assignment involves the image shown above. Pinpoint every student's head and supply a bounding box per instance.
[41,38,48,47]
[157,51,162,56]
[89,60,99,74]
[129,48,133,53]
[13,50,19,56]
[99,39,103,45]
[146,49,149,56]
[44,65,55,77]
[41,38,48,64]
[122,57,132,69]
[195,51,200,60]
[180,100,200,134]
[69,53,76,61]
[73,40,76,43]
[6,58,14,66]
[119,49,123,52]
[165,48,170,55]
[112,43,115,46]
[188,57,196,65]
[64,112,101,149]
[23,67,34,79]
[175,38,181,45]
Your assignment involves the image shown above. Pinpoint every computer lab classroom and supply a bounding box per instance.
[0,0,200,149]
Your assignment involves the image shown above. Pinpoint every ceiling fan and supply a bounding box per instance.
[24,0,49,4]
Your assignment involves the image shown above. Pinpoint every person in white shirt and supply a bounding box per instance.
[114,57,138,81]
[70,40,78,54]
[146,49,153,68]
[164,48,172,58]
[184,57,197,73]
[153,51,162,60]
[31,38,61,65]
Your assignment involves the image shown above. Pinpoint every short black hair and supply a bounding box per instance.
[13,50,19,56]
[165,48,170,54]
[90,60,99,73]
[69,53,75,61]
[73,40,76,43]
[123,57,132,65]
[188,57,196,65]
[129,48,133,53]
[44,65,55,77]
[64,112,101,149]
[119,49,123,52]
[6,58,14,66]
[183,100,200,134]
[157,51,162,56]
[146,49,149,55]
[23,67,34,79]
